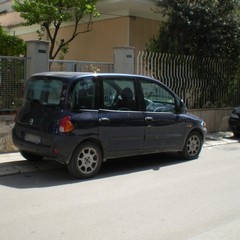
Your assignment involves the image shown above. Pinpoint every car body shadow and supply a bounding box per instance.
[0,152,196,189]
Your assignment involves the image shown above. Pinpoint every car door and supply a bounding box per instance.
[69,77,99,140]
[98,77,145,159]
[139,78,186,151]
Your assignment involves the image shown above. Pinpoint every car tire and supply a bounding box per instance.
[20,150,43,161]
[67,142,103,179]
[233,131,240,138]
[180,131,202,160]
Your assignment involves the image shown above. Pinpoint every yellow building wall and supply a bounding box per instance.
[10,16,160,63]
[129,17,160,54]
[18,17,129,62]
[64,17,130,62]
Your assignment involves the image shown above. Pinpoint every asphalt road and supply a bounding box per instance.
[0,141,240,240]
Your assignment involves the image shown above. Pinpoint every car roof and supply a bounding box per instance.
[32,72,154,80]
[33,72,95,79]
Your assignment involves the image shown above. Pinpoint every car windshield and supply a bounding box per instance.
[25,78,65,107]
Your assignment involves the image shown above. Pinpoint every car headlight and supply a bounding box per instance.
[201,121,207,128]
[230,113,240,119]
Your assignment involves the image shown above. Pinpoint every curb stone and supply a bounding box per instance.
[0,153,63,177]
[204,132,239,147]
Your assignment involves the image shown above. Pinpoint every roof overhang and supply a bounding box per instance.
[0,0,162,34]
[97,0,160,20]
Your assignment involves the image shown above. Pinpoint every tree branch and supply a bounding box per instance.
[52,14,93,59]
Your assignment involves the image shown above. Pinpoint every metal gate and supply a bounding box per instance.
[0,56,26,113]
[137,51,240,108]
[49,59,114,73]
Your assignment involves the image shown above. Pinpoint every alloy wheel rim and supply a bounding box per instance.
[187,135,201,156]
[77,147,98,174]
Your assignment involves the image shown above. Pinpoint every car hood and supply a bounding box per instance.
[232,106,240,116]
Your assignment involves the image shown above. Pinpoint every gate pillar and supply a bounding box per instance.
[26,40,49,80]
[113,47,135,74]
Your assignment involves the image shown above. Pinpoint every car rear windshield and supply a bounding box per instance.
[25,78,64,107]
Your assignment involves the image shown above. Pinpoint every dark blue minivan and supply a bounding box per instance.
[12,72,207,178]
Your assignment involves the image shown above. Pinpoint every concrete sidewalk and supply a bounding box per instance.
[0,132,239,177]
[204,131,239,147]
[0,152,64,177]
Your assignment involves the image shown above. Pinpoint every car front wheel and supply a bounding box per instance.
[180,131,202,160]
[233,131,240,138]
[67,142,103,179]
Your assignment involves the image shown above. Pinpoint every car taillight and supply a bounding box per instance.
[59,115,74,133]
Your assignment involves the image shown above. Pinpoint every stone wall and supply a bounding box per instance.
[189,108,232,133]
[0,115,18,153]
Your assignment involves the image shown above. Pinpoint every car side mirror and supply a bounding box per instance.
[176,99,187,114]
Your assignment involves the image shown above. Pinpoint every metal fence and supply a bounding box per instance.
[137,51,240,108]
[0,56,26,113]
[1,52,240,112]
[49,59,114,73]
[0,58,114,113]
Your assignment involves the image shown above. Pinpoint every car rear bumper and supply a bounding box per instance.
[12,126,78,164]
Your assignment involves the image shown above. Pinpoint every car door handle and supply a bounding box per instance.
[99,118,110,124]
[145,117,154,122]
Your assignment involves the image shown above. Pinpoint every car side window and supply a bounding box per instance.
[102,78,137,111]
[70,78,96,110]
[141,80,176,113]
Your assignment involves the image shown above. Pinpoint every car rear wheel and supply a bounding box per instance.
[67,142,103,179]
[20,150,43,161]
[180,131,202,160]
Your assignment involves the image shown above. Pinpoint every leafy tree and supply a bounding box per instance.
[0,25,26,56]
[147,0,240,60]
[145,1,240,108]
[13,0,99,59]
